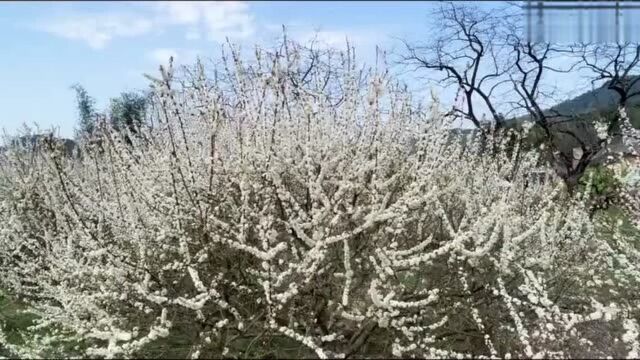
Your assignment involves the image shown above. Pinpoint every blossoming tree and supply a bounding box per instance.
[0,38,639,359]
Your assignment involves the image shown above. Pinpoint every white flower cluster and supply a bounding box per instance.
[0,39,639,358]
[617,106,640,229]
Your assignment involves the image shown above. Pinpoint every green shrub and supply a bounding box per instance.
[579,165,623,212]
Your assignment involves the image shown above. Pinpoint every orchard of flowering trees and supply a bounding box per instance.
[1,20,640,360]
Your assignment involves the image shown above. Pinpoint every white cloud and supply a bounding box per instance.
[153,1,254,41]
[39,13,153,49]
[37,1,254,49]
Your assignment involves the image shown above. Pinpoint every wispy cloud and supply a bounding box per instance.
[154,1,254,41]
[38,13,153,49]
[37,1,254,49]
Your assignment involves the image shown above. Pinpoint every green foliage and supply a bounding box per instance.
[71,85,149,142]
[595,206,640,240]
[70,84,97,138]
[109,91,149,134]
[581,165,620,194]
[579,165,623,211]
[0,291,88,358]
[0,292,37,346]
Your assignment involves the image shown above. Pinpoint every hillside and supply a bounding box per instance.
[500,78,640,156]
[552,76,640,117]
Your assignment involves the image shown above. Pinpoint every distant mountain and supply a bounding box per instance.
[501,76,640,127]
[500,77,640,156]
[551,76,640,117]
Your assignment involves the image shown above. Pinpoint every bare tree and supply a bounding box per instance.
[401,1,638,191]
[577,42,640,130]
[538,42,640,188]
[504,25,605,189]
[400,2,513,131]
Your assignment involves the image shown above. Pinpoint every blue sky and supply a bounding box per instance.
[0,1,526,138]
